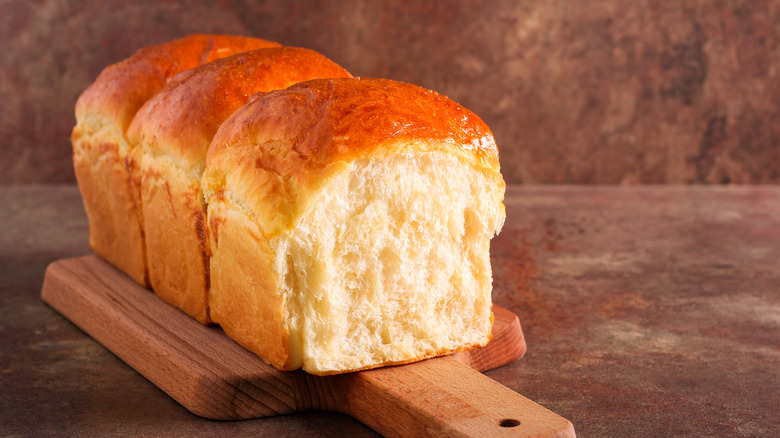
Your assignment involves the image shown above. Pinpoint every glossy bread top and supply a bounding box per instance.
[208,77,500,175]
[75,34,280,132]
[127,47,352,176]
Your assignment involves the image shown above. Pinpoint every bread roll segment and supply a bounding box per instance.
[203,78,506,374]
[71,34,279,286]
[126,47,352,323]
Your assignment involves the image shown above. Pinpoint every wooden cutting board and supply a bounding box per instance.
[41,255,575,438]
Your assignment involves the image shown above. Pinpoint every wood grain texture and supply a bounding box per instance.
[343,358,575,437]
[41,255,574,437]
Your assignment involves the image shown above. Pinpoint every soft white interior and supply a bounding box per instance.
[272,151,505,373]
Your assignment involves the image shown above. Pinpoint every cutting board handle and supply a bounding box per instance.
[339,355,576,438]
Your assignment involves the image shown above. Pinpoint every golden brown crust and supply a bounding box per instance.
[76,34,280,133]
[72,34,278,287]
[139,162,212,322]
[72,141,149,285]
[128,47,352,174]
[130,47,351,324]
[208,203,293,369]
[203,77,501,237]
[208,77,499,171]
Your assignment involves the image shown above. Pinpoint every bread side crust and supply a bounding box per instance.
[208,197,300,370]
[72,122,148,285]
[141,155,210,323]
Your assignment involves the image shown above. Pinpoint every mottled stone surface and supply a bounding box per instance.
[2,185,778,437]
[1,1,778,184]
[492,186,780,437]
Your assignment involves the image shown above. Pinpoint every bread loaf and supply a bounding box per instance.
[71,34,279,286]
[126,47,351,323]
[73,37,506,375]
[202,78,506,375]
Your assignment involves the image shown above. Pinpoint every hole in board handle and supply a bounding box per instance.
[499,418,521,428]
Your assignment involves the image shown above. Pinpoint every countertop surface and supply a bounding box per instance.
[1,185,778,437]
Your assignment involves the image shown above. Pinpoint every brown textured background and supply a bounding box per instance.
[1,0,778,184]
